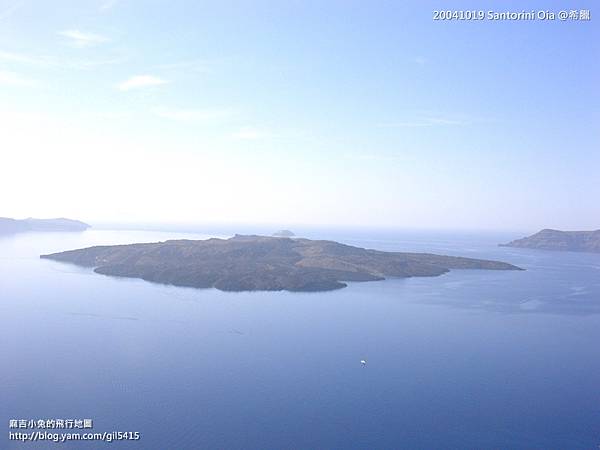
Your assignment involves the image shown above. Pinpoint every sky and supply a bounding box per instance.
[0,0,598,231]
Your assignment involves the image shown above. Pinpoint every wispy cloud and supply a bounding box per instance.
[0,49,50,66]
[59,30,109,48]
[0,70,38,87]
[152,107,232,122]
[0,1,23,21]
[232,126,272,140]
[99,0,119,11]
[94,111,133,120]
[378,114,473,128]
[344,153,412,163]
[66,57,127,70]
[414,56,427,65]
[155,60,214,74]
[117,75,168,91]
[0,49,126,70]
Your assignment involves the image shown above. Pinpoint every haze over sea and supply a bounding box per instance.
[2,227,600,449]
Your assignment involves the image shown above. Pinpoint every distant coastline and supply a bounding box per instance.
[501,229,600,253]
[0,217,90,234]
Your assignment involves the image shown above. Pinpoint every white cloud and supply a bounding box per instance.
[66,57,127,70]
[155,60,214,73]
[152,107,232,122]
[344,153,410,163]
[426,117,465,125]
[0,1,23,21]
[232,126,271,140]
[0,49,50,66]
[0,70,38,87]
[100,0,119,11]
[117,75,168,91]
[0,49,125,70]
[414,56,427,65]
[378,115,470,128]
[58,30,109,48]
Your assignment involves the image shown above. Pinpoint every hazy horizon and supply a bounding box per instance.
[0,216,565,235]
[1,0,598,230]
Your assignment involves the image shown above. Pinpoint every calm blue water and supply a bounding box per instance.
[2,228,600,449]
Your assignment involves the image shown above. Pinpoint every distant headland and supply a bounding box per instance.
[272,230,295,237]
[0,217,90,234]
[501,229,600,253]
[41,234,522,292]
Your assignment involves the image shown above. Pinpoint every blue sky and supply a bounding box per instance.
[0,0,598,230]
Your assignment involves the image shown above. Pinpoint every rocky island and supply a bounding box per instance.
[41,235,522,292]
[501,229,600,253]
[0,217,90,234]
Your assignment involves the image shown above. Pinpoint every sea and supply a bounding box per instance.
[2,227,600,449]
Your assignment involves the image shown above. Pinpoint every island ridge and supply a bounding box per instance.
[501,229,600,253]
[41,234,522,292]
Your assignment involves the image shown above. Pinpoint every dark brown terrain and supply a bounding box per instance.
[41,235,522,292]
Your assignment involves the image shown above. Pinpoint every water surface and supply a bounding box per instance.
[2,229,600,449]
